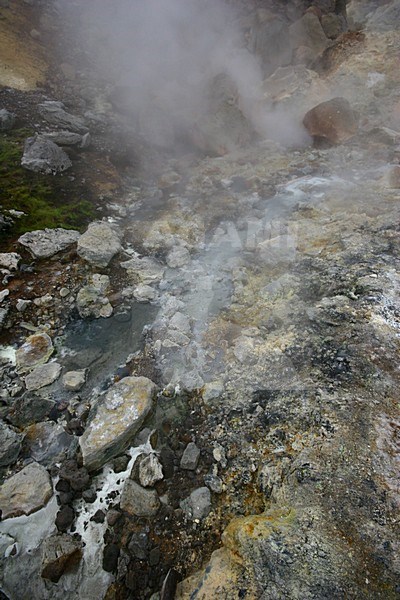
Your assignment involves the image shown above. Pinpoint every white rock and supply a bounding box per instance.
[77,222,121,268]
[18,228,80,259]
[0,253,21,271]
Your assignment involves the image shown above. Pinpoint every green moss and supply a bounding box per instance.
[0,130,96,238]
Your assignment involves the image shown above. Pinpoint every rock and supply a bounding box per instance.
[0,422,22,468]
[58,460,90,491]
[103,544,120,573]
[0,109,15,131]
[62,369,86,391]
[321,13,345,39]
[38,101,88,133]
[21,135,72,175]
[24,362,61,391]
[6,391,53,428]
[41,534,82,583]
[248,14,292,77]
[128,531,149,559]
[77,222,121,268]
[204,473,223,494]
[120,479,160,517]
[120,255,165,284]
[0,462,52,519]
[180,442,200,471]
[0,253,20,271]
[90,509,105,523]
[23,422,73,466]
[303,97,358,144]
[79,376,157,471]
[106,509,120,526]
[55,505,75,533]
[138,453,164,487]
[181,487,211,521]
[18,228,80,259]
[76,275,113,319]
[0,289,9,303]
[16,299,31,313]
[133,284,156,303]
[289,12,329,62]
[202,380,224,402]
[15,333,54,373]
[41,131,86,147]
[166,246,190,268]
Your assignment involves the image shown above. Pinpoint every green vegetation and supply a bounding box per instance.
[0,130,95,238]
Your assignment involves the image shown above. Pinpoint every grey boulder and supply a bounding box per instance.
[21,135,72,174]
[77,222,122,268]
[18,227,80,259]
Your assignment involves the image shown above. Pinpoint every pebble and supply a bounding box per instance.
[180,442,200,471]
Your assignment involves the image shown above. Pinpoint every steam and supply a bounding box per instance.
[60,0,307,150]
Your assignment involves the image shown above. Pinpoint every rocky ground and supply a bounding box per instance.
[1,1,400,599]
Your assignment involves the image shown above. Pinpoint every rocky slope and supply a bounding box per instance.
[0,1,400,599]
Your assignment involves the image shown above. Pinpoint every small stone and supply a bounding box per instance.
[58,460,90,492]
[149,547,161,566]
[59,288,70,298]
[24,362,62,391]
[159,446,175,479]
[41,534,82,583]
[204,474,223,494]
[128,531,149,559]
[133,284,156,303]
[0,109,15,131]
[62,370,86,391]
[181,487,211,521]
[106,509,121,526]
[90,509,106,523]
[55,505,75,533]
[138,453,164,487]
[180,442,200,471]
[0,422,22,468]
[82,488,97,503]
[16,299,31,312]
[0,462,53,519]
[120,480,160,517]
[0,289,9,303]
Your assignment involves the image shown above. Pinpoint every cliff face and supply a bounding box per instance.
[0,2,400,599]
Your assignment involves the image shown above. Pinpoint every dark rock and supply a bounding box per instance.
[159,446,175,479]
[41,533,82,583]
[0,109,15,131]
[120,480,160,517]
[6,392,53,428]
[55,505,75,532]
[113,454,130,473]
[303,97,358,144]
[180,442,200,471]
[58,460,90,491]
[55,479,71,493]
[82,488,97,503]
[103,544,120,573]
[248,14,292,77]
[58,491,75,505]
[21,135,72,175]
[128,531,149,560]
[0,421,22,468]
[106,509,121,526]
[149,547,160,566]
[204,474,223,494]
[90,509,105,523]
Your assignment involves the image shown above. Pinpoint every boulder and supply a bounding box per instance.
[0,422,22,468]
[120,479,160,517]
[303,97,358,144]
[0,462,52,519]
[289,12,329,62]
[77,222,121,268]
[79,376,157,471]
[18,228,80,259]
[41,534,83,583]
[21,135,72,174]
[38,101,88,133]
[24,362,62,391]
[0,108,15,131]
[15,333,54,373]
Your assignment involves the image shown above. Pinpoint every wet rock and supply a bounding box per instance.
[24,362,61,391]
[138,453,163,487]
[58,460,90,491]
[0,109,15,131]
[23,422,74,467]
[303,97,358,144]
[181,487,211,521]
[0,422,22,468]
[120,479,160,517]
[180,442,200,471]
[18,228,80,259]
[0,462,52,519]
[77,222,121,268]
[41,534,82,583]
[0,253,21,271]
[0,290,9,303]
[289,12,329,62]
[166,246,190,268]
[15,333,54,373]
[79,376,157,471]
[38,101,88,133]
[62,369,86,391]
[103,544,120,573]
[55,505,75,533]
[21,135,72,174]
